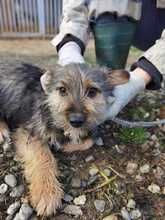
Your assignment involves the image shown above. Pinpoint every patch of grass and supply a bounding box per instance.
[118,127,148,144]
[85,48,96,65]
[125,107,147,120]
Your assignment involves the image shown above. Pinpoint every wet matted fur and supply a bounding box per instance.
[0,60,129,216]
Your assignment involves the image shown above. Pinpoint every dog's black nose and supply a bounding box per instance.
[69,113,85,128]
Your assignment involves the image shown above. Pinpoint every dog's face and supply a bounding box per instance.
[41,64,129,143]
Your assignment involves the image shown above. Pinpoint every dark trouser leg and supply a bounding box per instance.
[91,14,137,69]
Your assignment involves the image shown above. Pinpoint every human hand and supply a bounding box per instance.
[106,68,151,119]
[58,42,85,66]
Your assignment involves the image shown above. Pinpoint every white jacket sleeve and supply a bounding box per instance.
[51,0,89,48]
[143,29,165,76]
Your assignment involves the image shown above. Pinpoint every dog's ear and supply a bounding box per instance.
[105,69,130,86]
[40,70,52,93]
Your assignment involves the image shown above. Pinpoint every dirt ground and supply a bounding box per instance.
[0,39,96,66]
[0,39,141,67]
[0,40,164,220]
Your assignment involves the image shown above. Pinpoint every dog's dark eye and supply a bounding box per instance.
[87,87,99,98]
[59,87,67,96]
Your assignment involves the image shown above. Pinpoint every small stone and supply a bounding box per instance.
[19,203,33,219]
[146,131,151,138]
[94,199,105,212]
[121,207,131,220]
[2,141,11,152]
[155,142,160,148]
[115,181,126,195]
[14,203,33,220]
[126,162,138,175]
[152,148,161,156]
[63,205,83,216]
[140,164,150,174]
[95,137,104,146]
[148,141,154,147]
[5,174,17,187]
[87,175,98,186]
[130,209,141,219]
[141,142,150,152]
[148,183,160,194]
[71,177,81,188]
[0,183,8,194]
[89,167,99,176]
[146,132,151,138]
[63,193,73,202]
[80,180,87,188]
[151,134,158,141]
[10,185,24,198]
[10,165,20,172]
[103,214,118,220]
[127,199,136,209]
[7,201,21,215]
[153,167,165,180]
[103,168,111,177]
[135,175,143,182]
[69,189,79,197]
[6,215,13,220]
[85,155,94,162]
[144,112,150,118]
[73,195,86,205]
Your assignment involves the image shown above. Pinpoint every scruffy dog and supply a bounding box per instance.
[0,60,129,216]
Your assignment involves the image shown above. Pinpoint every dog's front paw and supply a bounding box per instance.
[30,179,63,216]
[14,130,64,217]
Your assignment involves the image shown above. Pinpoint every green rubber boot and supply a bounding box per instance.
[91,20,137,69]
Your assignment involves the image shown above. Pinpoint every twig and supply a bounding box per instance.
[107,165,125,179]
[85,175,117,193]
[96,175,117,189]
[104,192,114,206]
[93,164,109,182]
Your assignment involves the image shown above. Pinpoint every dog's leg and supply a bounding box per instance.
[13,128,63,217]
[0,121,10,145]
[63,138,94,153]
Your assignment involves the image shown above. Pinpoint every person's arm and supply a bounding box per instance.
[51,0,89,65]
[143,29,165,78]
[131,30,165,90]
[130,30,165,91]
[106,30,165,119]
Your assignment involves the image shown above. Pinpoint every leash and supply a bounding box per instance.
[111,117,165,128]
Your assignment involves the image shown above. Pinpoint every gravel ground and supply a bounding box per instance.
[0,40,164,220]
